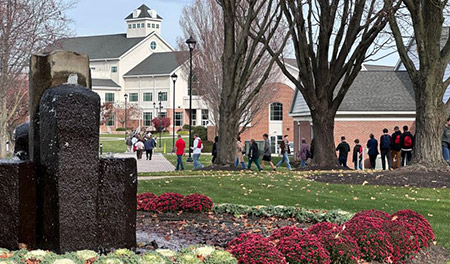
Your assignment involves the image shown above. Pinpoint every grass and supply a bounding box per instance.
[99,134,189,154]
[138,171,450,250]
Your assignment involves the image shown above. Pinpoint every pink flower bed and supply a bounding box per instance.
[137,192,213,213]
[136,194,435,264]
[225,209,435,264]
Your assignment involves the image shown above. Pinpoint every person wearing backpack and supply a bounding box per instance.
[400,125,414,166]
[390,126,402,169]
[299,138,310,168]
[442,118,450,166]
[379,128,392,170]
[191,134,204,170]
[247,139,262,171]
[367,134,379,169]
[352,139,363,170]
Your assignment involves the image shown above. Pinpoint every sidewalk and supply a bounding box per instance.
[113,152,175,173]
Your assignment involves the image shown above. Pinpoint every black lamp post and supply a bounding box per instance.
[186,36,197,162]
[154,92,163,148]
[124,93,128,139]
[171,73,178,152]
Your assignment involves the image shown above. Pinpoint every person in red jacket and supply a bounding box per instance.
[175,135,186,171]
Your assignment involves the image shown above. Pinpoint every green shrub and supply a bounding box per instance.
[154,249,177,260]
[109,249,139,264]
[93,256,125,264]
[177,131,189,135]
[176,253,203,264]
[204,250,237,264]
[41,253,84,264]
[23,250,51,261]
[74,250,98,262]
[202,141,213,153]
[139,252,171,264]
[116,127,126,131]
[212,204,352,223]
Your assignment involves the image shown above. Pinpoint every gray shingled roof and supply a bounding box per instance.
[363,64,394,71]
[290,71,415,115]
[54,34,145,60]
[125,4,163,20]
[92,79,120,88]
[124,51,188,76]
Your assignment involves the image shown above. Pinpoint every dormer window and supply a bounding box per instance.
[156,24,159,29]
[133,24,136,28]
[147,23,151,28]
[137,23,140,28]
[141,23,145,28]
[152,24,155,28]
[128,24,131,29]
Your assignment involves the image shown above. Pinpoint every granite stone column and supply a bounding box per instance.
[0,161,36,249]
[38,84,100,252]
[98,158,138,249]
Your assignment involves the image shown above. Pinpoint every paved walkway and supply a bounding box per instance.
[113,152,175,173]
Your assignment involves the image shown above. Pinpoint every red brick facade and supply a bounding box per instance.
[240,83,295,142]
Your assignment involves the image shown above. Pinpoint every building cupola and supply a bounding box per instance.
[125,4,163,38]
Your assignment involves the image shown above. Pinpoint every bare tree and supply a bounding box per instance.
[387,0,450,168]
[259,0,394,167]
[0,0,75,158]
[177,0,280,135]
[212,0,290,164]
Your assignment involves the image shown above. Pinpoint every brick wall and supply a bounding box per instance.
[240,83,295,142]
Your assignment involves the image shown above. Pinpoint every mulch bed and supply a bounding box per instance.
[136,211,308,251]
[308,170,450,188]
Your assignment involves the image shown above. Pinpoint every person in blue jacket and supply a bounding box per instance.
[367,133,379,169]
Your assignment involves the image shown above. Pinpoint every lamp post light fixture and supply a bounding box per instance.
[154,92,163,148]
[124,93,128,140]
[186,36,197,162]
[171,73,178,152]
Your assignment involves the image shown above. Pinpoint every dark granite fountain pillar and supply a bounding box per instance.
[38,85,100,252]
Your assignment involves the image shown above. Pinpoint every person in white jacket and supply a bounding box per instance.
[191,134,203,170]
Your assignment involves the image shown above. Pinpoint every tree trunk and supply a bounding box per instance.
[310,107,339,167]
[412,76,448,168]
[216,113,239,165]
[0,120,7,159]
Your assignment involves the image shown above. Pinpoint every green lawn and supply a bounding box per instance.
[99,134,189,154]
[138,172,450,250]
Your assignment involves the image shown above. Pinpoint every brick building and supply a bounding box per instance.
[290,70,417,167]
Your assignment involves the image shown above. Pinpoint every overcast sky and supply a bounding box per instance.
[67,0,399,66]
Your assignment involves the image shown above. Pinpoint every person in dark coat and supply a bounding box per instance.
[247,139,262,171]
[379,128,392,170]
[352,139,363,170]
[391,126,402,169]
[212,136,218,164]
[144,137,156,160]
[400,125,414,166]
[367,134,379,169]
[336,136,350,168]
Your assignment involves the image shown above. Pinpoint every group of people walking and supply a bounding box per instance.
[126,132,157,160]
[235,134,310,171]
[336,122,450,170]
[126,117,450,171]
